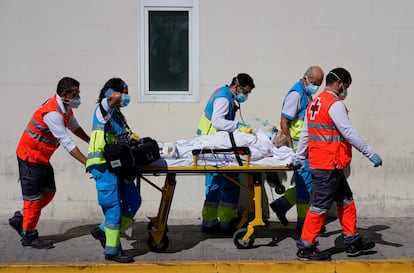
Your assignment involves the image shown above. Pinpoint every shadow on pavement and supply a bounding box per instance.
[321,223,403,257]
[41,219,404,258]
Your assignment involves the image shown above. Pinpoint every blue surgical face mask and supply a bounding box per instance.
[235,93,247,103]
[305,77,319,95]
[306,83,319,95]
[120,94,130,107]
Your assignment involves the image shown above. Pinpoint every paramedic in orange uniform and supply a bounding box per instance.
[294,68,382,261]
[9,77,89,249]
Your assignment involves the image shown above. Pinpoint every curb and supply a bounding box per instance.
[0,259,413,273]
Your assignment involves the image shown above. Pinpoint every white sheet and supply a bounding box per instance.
[151,129,294,167]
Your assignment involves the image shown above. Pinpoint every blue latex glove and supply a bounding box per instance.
[236,121,248,128]
[369,153,382,167]
[292,159,305,170]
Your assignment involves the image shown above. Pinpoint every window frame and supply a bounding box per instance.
[139,0,199,103]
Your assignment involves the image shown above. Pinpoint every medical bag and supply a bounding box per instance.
[100,104,160,175]
[130,137,160,165]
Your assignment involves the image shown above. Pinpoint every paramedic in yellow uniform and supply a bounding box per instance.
[196,73,255,233]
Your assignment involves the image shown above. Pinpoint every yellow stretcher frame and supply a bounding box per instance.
[139,147,292,251]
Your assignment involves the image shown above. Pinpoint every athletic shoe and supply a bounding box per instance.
[269,202,288,226]
[346,238,375,257]
[8,211,23,237]
[21,230,54,249]
[201,222,221,233]
[296,246,331,261]
[91,226,106,248]
[105,252,134,263]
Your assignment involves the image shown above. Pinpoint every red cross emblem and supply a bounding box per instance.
[309,97,321,120]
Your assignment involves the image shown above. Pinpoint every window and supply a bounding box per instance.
[139,0,199,102]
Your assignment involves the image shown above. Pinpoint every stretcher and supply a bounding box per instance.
[138,146,292,251]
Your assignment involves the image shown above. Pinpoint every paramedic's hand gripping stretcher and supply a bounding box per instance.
[138,127,294,251]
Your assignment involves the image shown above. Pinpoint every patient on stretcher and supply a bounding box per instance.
[153,128,294,167]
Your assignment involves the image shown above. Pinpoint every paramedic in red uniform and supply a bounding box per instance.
[9,77,89,249]
[294,68,383,261]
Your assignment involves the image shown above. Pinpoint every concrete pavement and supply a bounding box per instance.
[0,217,413,272]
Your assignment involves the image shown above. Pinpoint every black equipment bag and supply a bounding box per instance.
[130,137,160,165]
[104,141,136,175]
[99,103,160,175]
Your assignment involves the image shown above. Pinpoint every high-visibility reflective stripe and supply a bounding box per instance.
[204,201,219,208]
[30,117,50,132]
[92,123,105,130]
[56,105,64,114]
[337,197,354,207]
[219,201,238,209]
[204,109,212,120]
[308,122,337,130]
[22,194,41,201]
[25,126,59,145]
[87,151,104,160]
[309,205,328,214]
[308,134,343,142]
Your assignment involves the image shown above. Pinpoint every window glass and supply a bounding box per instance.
[139,0,199,102]
[149,11,189,92]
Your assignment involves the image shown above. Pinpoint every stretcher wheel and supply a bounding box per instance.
[233,228,255,249]
[147,234,169,252]
[275,184,285,194]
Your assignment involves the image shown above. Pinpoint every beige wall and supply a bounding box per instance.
[1,0,413,220]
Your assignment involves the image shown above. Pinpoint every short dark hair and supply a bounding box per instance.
[98,78,127,103]
[56,77,79,96]
[326,67,352,85]
[230,73,255,89]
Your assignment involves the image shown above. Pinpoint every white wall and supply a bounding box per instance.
[1,0,413,221]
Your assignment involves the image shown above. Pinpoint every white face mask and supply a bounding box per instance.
[63,95,81,108]
[339,87,348,100]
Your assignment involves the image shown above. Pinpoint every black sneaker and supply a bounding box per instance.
[23,238,54,249]
[296,246,332,261]
[269,202,288,226]
[8,211,23,237]
[105,253,134,263]
[21,230,54,249]
[346,238,375,257]
[91,226,106,248]
[201,222,221,233]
